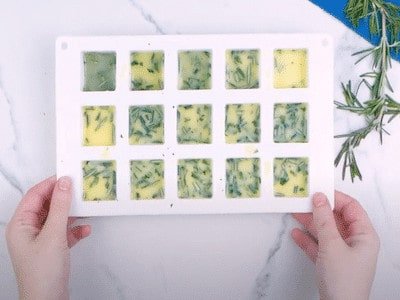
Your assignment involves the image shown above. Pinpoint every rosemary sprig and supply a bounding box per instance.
[335,0,400,181]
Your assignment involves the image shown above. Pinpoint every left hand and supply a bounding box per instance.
[5,176,91,300]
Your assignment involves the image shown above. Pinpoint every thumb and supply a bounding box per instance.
[42,176,72,238]
[312,193,344,250]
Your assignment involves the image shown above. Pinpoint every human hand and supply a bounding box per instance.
[292,191,379,300]
[5,176,91,300]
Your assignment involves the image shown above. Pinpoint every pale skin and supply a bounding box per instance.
[292,191,380,300]
[6,177,379,300]
[5,176,91,300]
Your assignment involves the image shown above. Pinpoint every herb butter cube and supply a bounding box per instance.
[82,160,116,201]
[131,160,164,200]
[131,51,164,90]
[226,158,260,198]
[129,105,164,145]
[226,49,259,89]
[274,103,308,143]
[83,52,116,91]
[274,157,308,197]
[178,159,212,198]
[177,104,212,144]
[83,106,115,146]
[274,49,308,89]
[178,50,212,90]
[225,103,260,143]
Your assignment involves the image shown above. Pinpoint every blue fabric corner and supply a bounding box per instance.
[309,0,400,61]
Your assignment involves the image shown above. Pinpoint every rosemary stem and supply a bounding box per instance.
[335,0,400,181]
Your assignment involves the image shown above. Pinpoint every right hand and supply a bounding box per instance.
[292,191,380,300]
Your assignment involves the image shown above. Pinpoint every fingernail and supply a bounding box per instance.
[313,193,327,207]
[58,176,71,191]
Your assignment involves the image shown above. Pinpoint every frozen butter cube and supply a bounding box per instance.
[274,49,308,89]
[178,159,212,198]
[274,103,308,143]
[129,105,164,145]
[274,157,308,197]
[131,51,164,90]
[226,158,260,198]
[83,52,116,91]
[131,160,164,199]
[226,49,259,89]
[83,106,115,146]
[177,104,212,144]
[178,50,212,90]
[82,160,116,200]
[225,103,260,143]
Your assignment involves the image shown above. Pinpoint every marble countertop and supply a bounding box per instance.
[0,0,399,299]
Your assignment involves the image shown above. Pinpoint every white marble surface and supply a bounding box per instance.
[0,0,399,299]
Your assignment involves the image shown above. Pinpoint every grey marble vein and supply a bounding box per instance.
[0,164,23,195]
[253,214,290,299]
[127,0,165,34]
[372,174,400,272]
[393,263,400,271]
[100,264,127,300]
[0,75,18,151]
[0,75,23,195]
[373,173,387,215]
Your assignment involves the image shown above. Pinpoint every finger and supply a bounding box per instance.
[67,225,91,248]
[42,176,73,237]
[292,213,318,239]
[67,217,89,227]
[8,176,56,241]
[293,211,349,242]
[334,191,378,246]
[13,176,56,221]
[333,212,349,240]
[67,217,91,229]
[68,217,78,227]
[333,190,355,212]
[312,193,345,250]
[291,228,318,264]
